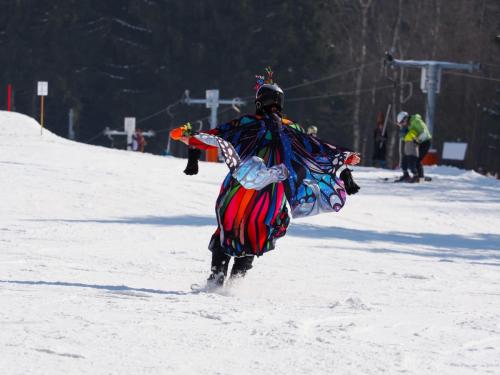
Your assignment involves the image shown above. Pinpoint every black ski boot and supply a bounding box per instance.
[394,172,410,183]
[409,175,420,183]
[207,245,230,288]
[206,271,225,288]
[229,256,254,279]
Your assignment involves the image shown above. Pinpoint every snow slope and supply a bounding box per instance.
[1,111,499,375]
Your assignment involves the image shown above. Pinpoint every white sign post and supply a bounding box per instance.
[205,89,220,109]
[37,81,48,96]
[37,81,48,134]
[124,117,136,150]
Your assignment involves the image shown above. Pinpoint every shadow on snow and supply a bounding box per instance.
[0,279,191,296]
[288,223,500,263]
[29,215,216,227]
[29,215,500,262]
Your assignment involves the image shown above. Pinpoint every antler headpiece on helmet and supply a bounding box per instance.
[254,67,284,114]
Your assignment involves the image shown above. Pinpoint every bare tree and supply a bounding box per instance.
[351,0,373,152]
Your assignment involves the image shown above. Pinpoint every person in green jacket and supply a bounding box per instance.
[396,111,432,182]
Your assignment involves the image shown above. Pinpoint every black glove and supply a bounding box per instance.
[340,168,360,195]
[184,147,201,175]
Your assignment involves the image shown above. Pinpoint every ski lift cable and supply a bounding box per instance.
[283,61,381,91]
[238,60,382,100]
[84,130,106,143]
[157,79,402,134]
[84,99,183,143]
[129,60,382,130]
[155,61,389,133]
[134,60,381,124]
[481,62,500,69]
[443,71,500,83]
[286,69,500,103]
[136,99,182,125]
[154,106,235,134]
[286,78,420,103]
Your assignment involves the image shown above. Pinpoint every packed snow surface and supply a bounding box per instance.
[1,111,499,375]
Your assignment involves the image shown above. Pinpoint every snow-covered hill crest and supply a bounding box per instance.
[1,111,499,375]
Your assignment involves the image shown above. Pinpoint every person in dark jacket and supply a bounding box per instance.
[372,112,387,168]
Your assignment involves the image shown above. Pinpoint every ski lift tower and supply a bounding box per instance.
[385,53,480,138]
[182,89,246,161]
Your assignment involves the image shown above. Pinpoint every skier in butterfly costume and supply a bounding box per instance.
[171,75,361,287]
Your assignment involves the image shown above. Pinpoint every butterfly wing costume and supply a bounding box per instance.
[171,113,357,257]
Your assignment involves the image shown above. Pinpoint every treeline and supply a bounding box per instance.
[1,0,499,172]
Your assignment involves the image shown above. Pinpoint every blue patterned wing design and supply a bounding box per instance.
[290,173,347,218]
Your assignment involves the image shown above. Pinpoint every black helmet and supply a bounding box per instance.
[255,83,284,114]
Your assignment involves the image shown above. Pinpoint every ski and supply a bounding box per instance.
[379,176,433,183]
[190,282,224,294]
